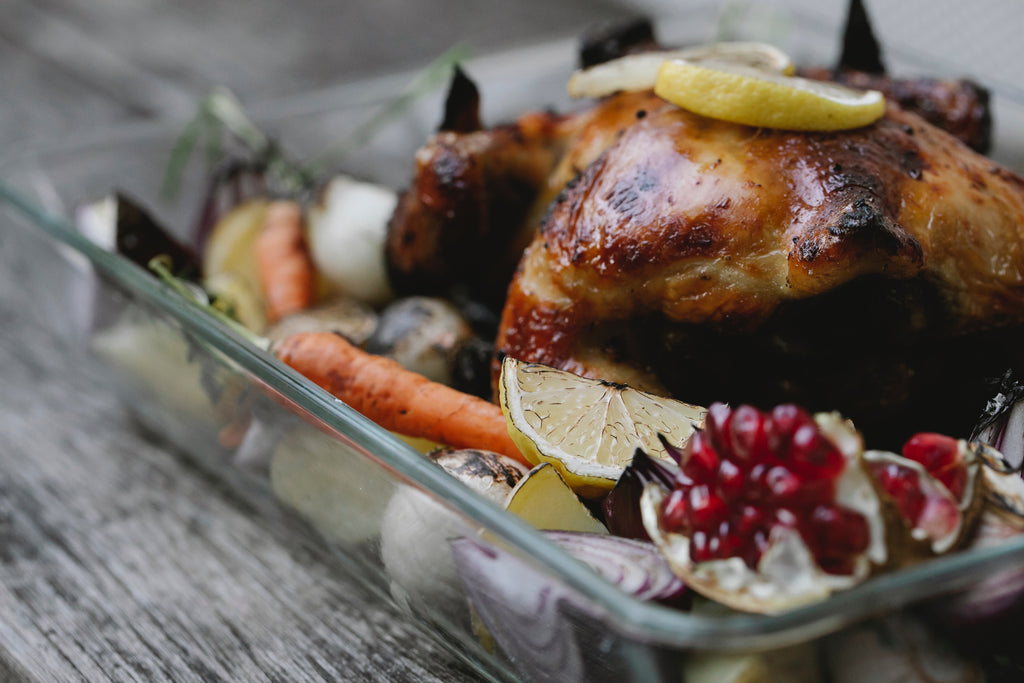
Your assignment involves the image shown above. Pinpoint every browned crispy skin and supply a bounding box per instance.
[385,110,569,308]
[497,95,1024,443]
[801,67,992,153]
[384,94,665,309]
[387,72,992,316]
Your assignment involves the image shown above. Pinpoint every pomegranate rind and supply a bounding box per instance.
[981,465,1024,523]
[863,441,983,557]
[817,413,888,570]
[640,412,886,614]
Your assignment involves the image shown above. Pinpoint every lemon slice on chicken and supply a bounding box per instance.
[499,357,706,498]
[568,42,794,99]
[655,59,885,131]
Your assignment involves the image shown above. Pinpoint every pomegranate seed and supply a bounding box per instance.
[688,486,727,530]
[765,466,801,501]
[767,404,813,451]
[684,432,719,480]
[730,404,771,461]
[691,530,712,562]
[938,466,968,500]
[872,462,926,523]
[787,424,844,477]
[704,402,733,452]
[746,463,769,499]
[662,488,689,531]
[903,433,960,473]
[775,508,798,527]
[717,459,745,499]
[809,505,870,554]
[715,530,743,559]
[735,505,764,535]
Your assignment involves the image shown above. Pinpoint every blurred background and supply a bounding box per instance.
[2,0,1022,150]
[0,0,1022,681]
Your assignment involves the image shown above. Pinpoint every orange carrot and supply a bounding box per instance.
[274,331,529,466]
[255,200,316,323]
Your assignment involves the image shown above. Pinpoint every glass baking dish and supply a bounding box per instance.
[5,7,1024,681]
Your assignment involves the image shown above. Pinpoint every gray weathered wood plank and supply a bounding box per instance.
[0,0,630,679]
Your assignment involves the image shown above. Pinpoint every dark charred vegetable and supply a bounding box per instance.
[601,447,678,540]
[837,0,885,75]
[76,193,199,277]
[439,66,482,133]
[578,16,657,69]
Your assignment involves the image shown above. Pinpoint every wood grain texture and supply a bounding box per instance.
[0,0,630,680]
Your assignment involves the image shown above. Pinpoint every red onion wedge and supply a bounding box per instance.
[451,532,688,682]
[601,445,679,540]
[544,531,689,607]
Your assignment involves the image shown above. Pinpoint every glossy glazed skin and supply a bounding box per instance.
[495,91,1024,443]
[800,68,992,153]
[385,109,569,309]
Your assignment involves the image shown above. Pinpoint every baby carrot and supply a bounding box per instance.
[255,199,316,323]
[273,331,529,466]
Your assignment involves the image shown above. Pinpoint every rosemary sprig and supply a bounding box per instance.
[160,46,470,202]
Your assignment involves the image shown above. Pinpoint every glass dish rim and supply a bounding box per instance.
[5,36,1024,653]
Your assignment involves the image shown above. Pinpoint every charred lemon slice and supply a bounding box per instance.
[567,42,794,99]
[654,59,886,131]
[499,357,706,498]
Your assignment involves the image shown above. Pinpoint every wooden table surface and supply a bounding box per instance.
[0,1,631,680]
[3,1,1022,681]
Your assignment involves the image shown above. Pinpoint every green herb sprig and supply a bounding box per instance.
[160,46,470,203]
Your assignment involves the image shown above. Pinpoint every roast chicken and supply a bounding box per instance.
[385,31,1019,445]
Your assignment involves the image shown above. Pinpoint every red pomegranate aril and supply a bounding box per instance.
[767,404,814,451]
[717,459,745,499]
[775,507,798,528]
[684,432,720,480]
[938,466,968,500]
[736,505,765,535]
[715,530,743,559]
[903,433,960,473]
[746,463,769,498]
[808,505,871,555]
[704,402,733,450]
[872,462,926,523]
[765,465,801,501]
[788,424,845,477]
[902,432,970,500]
[730,404,771,461]
[662,488,689,531]
[688,485,727,530]
[691,530,712,562]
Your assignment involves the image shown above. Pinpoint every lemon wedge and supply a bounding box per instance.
[654,60,886,131]
[499,357,706,498]
[568,42,794,99]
